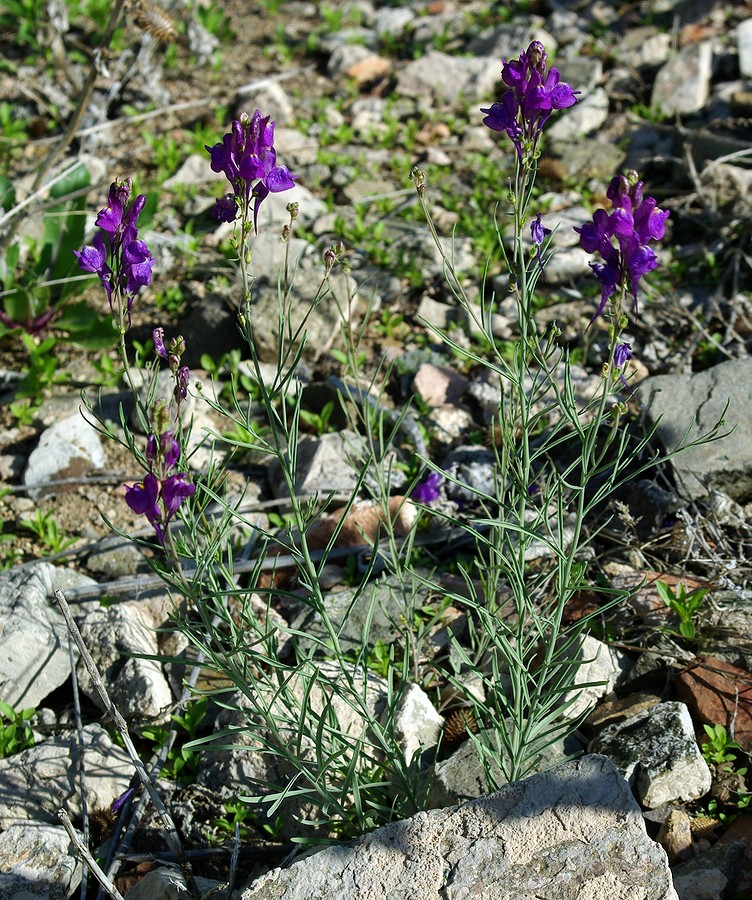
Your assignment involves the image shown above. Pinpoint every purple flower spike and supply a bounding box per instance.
[175,365,190,402]
[412,472,443,504]
[481,42,579,157]
[575,171,668,321]
[207,109,298,231]
[74,178,154,325]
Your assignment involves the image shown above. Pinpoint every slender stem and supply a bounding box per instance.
[58,811,125,900]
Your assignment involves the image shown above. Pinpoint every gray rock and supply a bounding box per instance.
[76,602,173,721]
[373,6,414,36]
[621,27,672,69]
[588,701,712,808]
[23,412,105,498]
[0,822,82,899]
[466,24,556,61]
[268,430,367,498]
[0,723,132,829]
[432,728,588,808]
[548,138,626,183]
[327,43,375,78]
[242,231,357,363]
[0,563,85,709]
[546,87,610,140]
[556,57,603,94]
[671,838,745,900]
[640,357,752,502]
[287,574,407,657]
[395,51,500,104]
[238,755,677,900]
[85,534,148,578]
[651,41,713,114]
[123,866,226,899]
[738,17,752,78]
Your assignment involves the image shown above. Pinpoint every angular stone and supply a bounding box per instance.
[392,683,443,764]
[23,412,105,498]
[238,755,677,900]
[671,838,745,900]
[738,17,752,78]
[562,634,634,722]
[651,41,712,114]
[412,363,468,407]
[268,430,367,498]
[0,723,132,829]
[640,358,752,502]
[546,87,609,140]
[0,822,82,899]
[588,701,712,808]
[76,602,173,722]
[394,51,500,104]
[0,563,76,709]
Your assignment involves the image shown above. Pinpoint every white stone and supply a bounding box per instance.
[23,412,105,497]
[562,634,634,722]
[651,41,713,115]
[392,683,443,764]
[0,724,132,829]
[76,602,173,721]
[547,87,610,140]
[738,18,752,78]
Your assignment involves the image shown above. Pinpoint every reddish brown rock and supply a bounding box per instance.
[674,656,752,752]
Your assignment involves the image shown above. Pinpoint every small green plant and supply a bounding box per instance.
[140,697,209,784]
[701,723,741,768]
[0,700,36,757]
[655,579,711,641]
[20,509,77,553]
[211,798,285,842]
[298,399,336,436]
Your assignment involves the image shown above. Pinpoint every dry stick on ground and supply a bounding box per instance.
[67,629,90,900]
[58,811,126,900]
[54,589,202,900]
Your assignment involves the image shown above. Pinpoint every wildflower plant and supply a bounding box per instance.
[76,46,728,851]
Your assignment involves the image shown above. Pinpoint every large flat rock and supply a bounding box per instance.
[238,755,677,900]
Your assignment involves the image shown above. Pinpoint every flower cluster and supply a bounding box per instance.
[206,109,297,231]
[481,41,579,158]
[575,172,669,321]
[74,178,155,326]
[153,326,190,406]
[125,430,195,546]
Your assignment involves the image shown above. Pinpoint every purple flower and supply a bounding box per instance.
[412,472,443,504]
[613,342,634,393]
[73,232,113,306]
[530,212,552,271]
[161,431,180,472]
[112,787,135,814]
[574,172,668,321]
[481,42,579,157]
[125,473,161,526]
[206,109,297,231]
[162,472,196,520]
[74,178,153,324]
[123,239,155,301]
[175,365,190,401]
[613,342,633,367]
[153,326,167,358]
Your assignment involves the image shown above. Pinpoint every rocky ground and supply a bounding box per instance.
[2,0,752,898]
